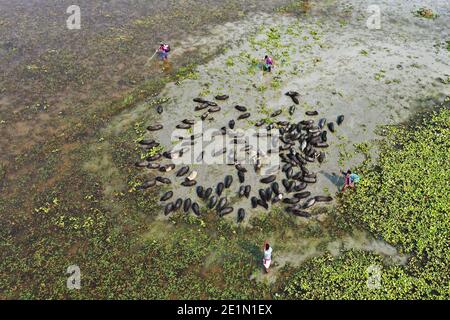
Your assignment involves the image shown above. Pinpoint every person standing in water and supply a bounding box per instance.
[341,170,360,192]
[263,55,274,72]
[262,240,273,273]
[158,42,170,61]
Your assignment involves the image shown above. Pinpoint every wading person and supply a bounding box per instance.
[341,170,359,192]
[263,55,274,72]
[262,240,273,273]
[158,42,170,61]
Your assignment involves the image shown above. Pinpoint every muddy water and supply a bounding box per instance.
[92,0,448,273]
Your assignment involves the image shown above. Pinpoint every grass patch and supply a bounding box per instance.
[414,7,438,19]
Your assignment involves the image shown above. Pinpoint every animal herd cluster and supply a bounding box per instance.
[135,91,346,223]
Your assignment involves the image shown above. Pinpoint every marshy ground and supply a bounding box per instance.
[0,0,449,299]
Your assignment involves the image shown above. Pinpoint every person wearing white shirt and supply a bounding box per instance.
[263,240,273,273]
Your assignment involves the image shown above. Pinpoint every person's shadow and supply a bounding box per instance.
[320,170,344,192]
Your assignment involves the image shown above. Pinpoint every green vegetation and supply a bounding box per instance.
[225,57,235,67]
[0,163,5,182]
[414,7,438,19]
[353,142,371,156]
[257,84,268,92]
[343,108,449,297]
[271,77,282,89]
[175,64,200,83]
[275,0,311,15]
[374,70,386,81]
[141,145,165,160]
[278,250,408,299]
[342,108,449,255]
[359,49,369,56]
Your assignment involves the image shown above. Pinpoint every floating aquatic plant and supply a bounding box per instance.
[414,7,438,19]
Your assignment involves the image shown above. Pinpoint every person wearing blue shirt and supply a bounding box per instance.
[341,170,360,192]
